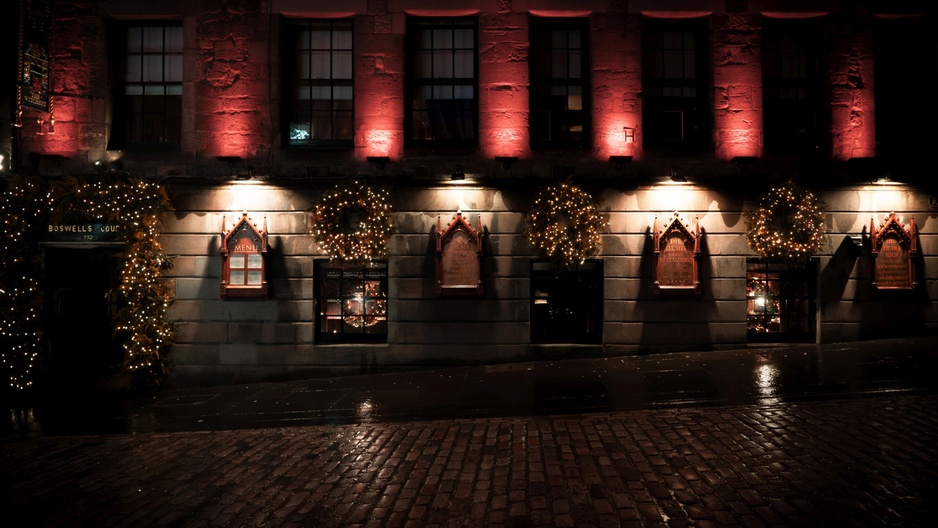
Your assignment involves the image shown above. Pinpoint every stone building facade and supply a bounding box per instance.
[2,0,935,387]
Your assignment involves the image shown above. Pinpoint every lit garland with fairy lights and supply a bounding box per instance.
[745,180,827,266]
[0,173,175,391]
[524,182,606,268]
[311,181,394,262]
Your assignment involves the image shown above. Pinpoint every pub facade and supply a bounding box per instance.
[1,0,935,388]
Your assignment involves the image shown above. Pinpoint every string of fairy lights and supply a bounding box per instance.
[311,180,394,262]
[745,180,827,266]
[0,173,175,391]
[524,182,606,268]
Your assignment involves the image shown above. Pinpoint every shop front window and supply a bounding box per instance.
[746,259,817,342]
[316,260,387,342]
[531,260,603,344]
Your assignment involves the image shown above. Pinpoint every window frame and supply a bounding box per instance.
[528,16,591,150]
[283,18,355,149]
[746,258,818,343]
[641,17,712,153]
[530,259,603,344]
[761,17,829,157]
[109,21,183,151]
[315,260,388,343]
[405,16,479,148]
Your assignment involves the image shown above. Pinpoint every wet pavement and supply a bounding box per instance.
[3,336,938,526]
[10,335,938,436]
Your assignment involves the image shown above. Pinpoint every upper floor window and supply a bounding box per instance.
[642,17,711,152]
[286,19,353,148]
[406,17,478,147]
[529,17,590,149]
[110,22,183,150]
[762,18,828,157]
[874,16,931,165]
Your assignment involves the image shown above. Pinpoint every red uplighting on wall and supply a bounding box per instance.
[361,129,402,161]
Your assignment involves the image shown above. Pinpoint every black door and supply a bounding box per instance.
[42,247,123,392]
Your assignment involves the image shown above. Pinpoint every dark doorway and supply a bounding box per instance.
[746,258,818,343]
[41,246,124,393]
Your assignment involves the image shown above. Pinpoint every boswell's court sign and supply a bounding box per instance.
[46,223,122,242]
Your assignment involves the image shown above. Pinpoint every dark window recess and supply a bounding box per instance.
[762,18,828,157]
[529,17,590,149]
[285,19,353,148]
[874,16,933,168]
[109,22,183,150]
[315,260,388,343]
[531,260,603,344]
[746,259,817,343]
[406,17,478,147]
[642,17,711,152]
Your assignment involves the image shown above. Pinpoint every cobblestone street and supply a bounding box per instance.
[4,393,936,527]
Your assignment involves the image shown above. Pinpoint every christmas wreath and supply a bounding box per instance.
[524,182,605,268]
[746,180,826,266]
[311,181,393,262]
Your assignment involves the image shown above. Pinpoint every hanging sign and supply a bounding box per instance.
[870,212,918,291]
[19,0,53,113]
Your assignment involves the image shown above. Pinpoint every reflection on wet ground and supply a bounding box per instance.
[6,335,938,436]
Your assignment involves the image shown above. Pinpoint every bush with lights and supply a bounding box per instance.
[524,182,606,268]
[310,180,394,262]
[1,173,175,393]
[746,180,827,267]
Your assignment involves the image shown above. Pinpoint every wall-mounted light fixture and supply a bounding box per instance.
[669,166,687,183]
[366,156,391,170]
[217,155,253,180]
[451,164,465,181]
[495,156,518,170]
[623,126,634,143]
[609,155,632,170]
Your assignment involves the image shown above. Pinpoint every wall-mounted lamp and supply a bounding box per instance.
[216,155,252,179]
[609,155,632,170]
[495,156,518,170]
[451,164,465,181]
[731,156,758,169]
[669,166,686,183]
[873,174,901,186]
[623,127,634,143]
[366,156,391,170]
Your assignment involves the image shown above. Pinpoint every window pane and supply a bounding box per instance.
[126,27,142,52]
[143,27,164,53]
[433,51,454,78]
[333,30,352,49]
[143,55,164,82]
[165,55,182,82]
[296,51,311,78]
[333,51,352,79]
[247,271,262,285]
[125,55,142,82]
[165,26,183,52]
[454,50,473,77]
[230,255,245,269]
[311,51,330,78]
[433,28,452,49]
[311,30,331,49]
[247,254,262,268]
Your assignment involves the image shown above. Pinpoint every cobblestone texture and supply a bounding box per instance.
[3,395,937,527]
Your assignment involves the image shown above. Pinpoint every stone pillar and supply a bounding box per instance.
[355,0,404,161]
[195,0,270,159]
[829,10,875,160]
[711,13,762,160]
[592,11,643,161]
[478,6,530,160]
